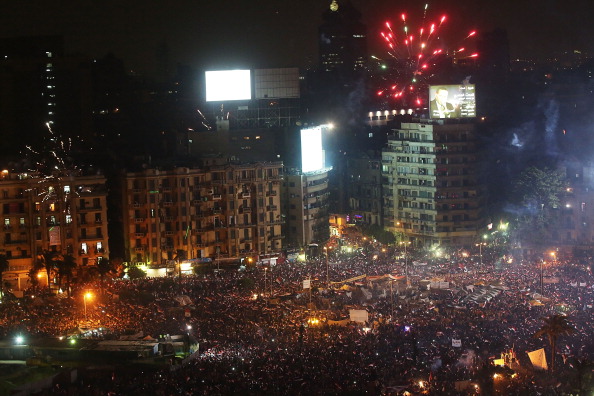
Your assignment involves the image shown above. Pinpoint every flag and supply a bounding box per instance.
[527,348,548,371]
[452,339,462,347]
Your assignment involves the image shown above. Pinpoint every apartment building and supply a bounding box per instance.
[0,170,109,289]
[123,162,283,265]
[382,121,486,247]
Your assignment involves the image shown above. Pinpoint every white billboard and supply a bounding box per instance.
[205,70,252,102]
[301,126,324,173]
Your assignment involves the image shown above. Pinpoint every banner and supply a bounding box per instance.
[49,226,61,246]
[303,279,311,289]
[527,348,548,371]
[349,309,369,323]
[330,274,367,285]
[452,339,462,347]
[327,319,350,327]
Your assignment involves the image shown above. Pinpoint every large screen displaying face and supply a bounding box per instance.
[205,70,252,102]
[428,84,476,119]
[301,126,324,173]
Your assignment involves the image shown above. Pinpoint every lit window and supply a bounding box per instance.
[81,243,87,254]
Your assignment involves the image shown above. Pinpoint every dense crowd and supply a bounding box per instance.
[1,245,594,395]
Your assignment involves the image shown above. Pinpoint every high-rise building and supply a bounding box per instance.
[382,121,486,247]
[0,35,94,156]
[122,161,283,265]
[318,1,367,74]
[283,169,331,247]
[0,171,109,290]
[345,152,383,226]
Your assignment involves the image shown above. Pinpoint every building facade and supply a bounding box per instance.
[382,121,485,247]
[345,152,383,226]
[123,162,283,265]
[283,168,332,247]
[0,171,109,289]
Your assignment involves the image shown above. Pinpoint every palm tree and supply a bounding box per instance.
[534,314,575,372]
[56,254,77,297]
[95,258,114,294]
[37,250,59,292]
[0,254,9,297]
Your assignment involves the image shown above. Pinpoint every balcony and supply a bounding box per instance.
[165,231,175,236]
[241,192,251,199]
[131,203,142,208]
[240,206,252,213]
[266,205,278,211]
[78,205,102,212]
[134,247,145,252]
[266,190,277,197]
[212,194,222,200]
[213,208,222,214]
[81,234,103,240]
[165,216,175,222]
[162,201,173,207]
[134,218,145,223]
[135,233,145,237]
[4,239,27,245]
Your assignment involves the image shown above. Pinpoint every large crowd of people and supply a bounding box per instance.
[1,243,593,395]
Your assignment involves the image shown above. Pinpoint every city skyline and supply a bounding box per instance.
[1,0,592,76]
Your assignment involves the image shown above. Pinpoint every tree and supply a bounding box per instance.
[534,314,575,372]
[511,166,567,246]
[0,254,9,297]
[37,250,59,291]
[127,265,147,280]
[96,258,114,294]
[55,254,77,297]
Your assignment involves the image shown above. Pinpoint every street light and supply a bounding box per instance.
[475,242,486,269]
[83,292,93,320]
[400,241,411,285]
[263,267,267,297]
[324,246,330,288]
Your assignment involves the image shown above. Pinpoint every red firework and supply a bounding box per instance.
[374,5,477,107]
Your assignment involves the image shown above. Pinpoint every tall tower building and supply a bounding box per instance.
[0,35,94,156]
[318,1,368,75]
[382,121,485,247]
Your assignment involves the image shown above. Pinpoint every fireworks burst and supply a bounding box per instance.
[25,122,80,202]
[373,4,477,107]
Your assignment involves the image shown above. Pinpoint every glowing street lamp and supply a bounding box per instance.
[83,292,93,320]
[400,241,411,285]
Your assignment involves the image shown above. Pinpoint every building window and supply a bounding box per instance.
[66,215,72,224]
[81,243,87,254]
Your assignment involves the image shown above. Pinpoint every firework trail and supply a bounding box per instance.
[25,122,80,202]
[374,4,477,107]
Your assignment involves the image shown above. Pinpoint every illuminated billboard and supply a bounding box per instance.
[429,84,476,119]
[301,126,324,173]
[205,70,252,102]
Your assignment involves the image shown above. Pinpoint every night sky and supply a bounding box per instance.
[1,0,594,75]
